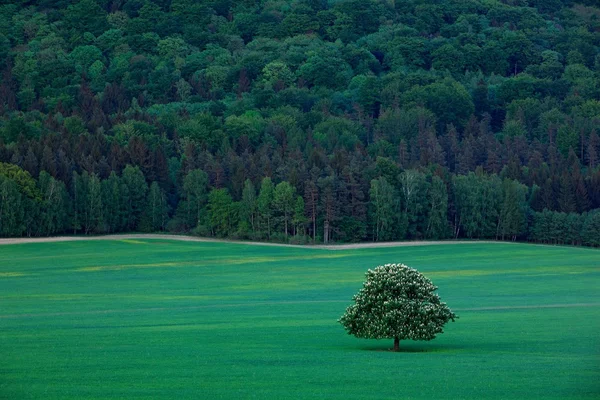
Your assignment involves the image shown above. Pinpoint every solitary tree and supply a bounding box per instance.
[339,263,456,352]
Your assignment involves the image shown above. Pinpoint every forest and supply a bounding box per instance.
[1,0,600,246]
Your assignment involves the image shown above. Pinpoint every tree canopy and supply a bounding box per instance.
[340,263,457,351]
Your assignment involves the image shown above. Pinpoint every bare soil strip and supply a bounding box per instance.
[1,301,597,320]
[0,233,499,250]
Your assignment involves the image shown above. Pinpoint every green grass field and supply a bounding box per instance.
[1,239,599,399]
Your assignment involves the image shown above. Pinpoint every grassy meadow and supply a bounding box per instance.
[0,239,599,399]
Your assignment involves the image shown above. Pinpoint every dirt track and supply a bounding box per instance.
[0,233,500,250]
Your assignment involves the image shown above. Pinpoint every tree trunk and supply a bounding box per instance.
[393,337,400,352]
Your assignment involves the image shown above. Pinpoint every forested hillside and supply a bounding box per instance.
[1,0,600,246]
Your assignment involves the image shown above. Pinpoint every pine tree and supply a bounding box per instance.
[587,131,599,169]
[102,172,123,233]
[182,169,209,230]
[557,173,576,213]
[304,179,319,242]
[240,179,258,236]
[257,177,275,239]
[121,165,148,231]
[319,174,339,244]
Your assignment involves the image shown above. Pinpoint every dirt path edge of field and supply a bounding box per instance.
[0,233,505,250]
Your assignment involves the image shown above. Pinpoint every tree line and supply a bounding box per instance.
[2,160,599,247]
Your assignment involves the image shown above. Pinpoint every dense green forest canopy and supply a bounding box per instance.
[0,0,600,245]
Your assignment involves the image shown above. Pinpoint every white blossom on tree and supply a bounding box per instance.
[339,263,457,351]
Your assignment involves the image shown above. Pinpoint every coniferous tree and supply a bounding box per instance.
[273,181,296,238]
[102,172,123,233]
[257,177,275,240]
[304,179,319,242]
[587,132,599,169]
[557,172,576,213]
[239,179,258,237]
[121,165,148,231]
[181,169,209,230]
[319,174,339,244]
